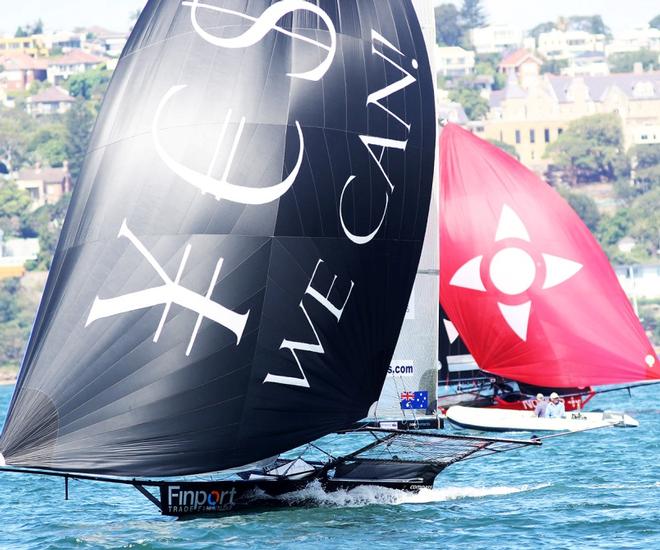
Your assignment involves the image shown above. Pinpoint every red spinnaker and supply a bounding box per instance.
[439,123,659,388]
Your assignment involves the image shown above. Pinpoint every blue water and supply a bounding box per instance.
[0,384,658,550]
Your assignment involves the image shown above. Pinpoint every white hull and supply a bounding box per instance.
[446,406,639,432]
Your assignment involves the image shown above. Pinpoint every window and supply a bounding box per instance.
[544,129,550,143]
[529,129,535,144]
[515,130,521,144]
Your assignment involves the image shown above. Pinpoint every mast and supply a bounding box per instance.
[372,0,439,421]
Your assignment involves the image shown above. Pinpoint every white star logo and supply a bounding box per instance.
[449,205,583,341]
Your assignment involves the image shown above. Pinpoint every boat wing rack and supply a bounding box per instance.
[343,428,541,466]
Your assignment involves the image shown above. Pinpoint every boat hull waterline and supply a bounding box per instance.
[446,406,639,433]
[158,469,442,517]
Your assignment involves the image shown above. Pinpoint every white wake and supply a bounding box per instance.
[278,481,550,508]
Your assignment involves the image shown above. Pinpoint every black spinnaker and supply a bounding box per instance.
[0,0,436,477]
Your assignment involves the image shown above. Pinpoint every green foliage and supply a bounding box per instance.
[0,181,32,237]
[651,15,660,30]
[487,139,519,160]
[631,143,660,193]
[546,113,629,184]
[27,79,51,96]
[558,190,600,233]
[609,49,660,73]
[459,0,487,32]
[627,187,660,258]
[0,277,42,368]
[435,4,462,46]
[65,99,95,183]
[23,194,70,270]
[448,88,488,121]
[67,67,111,100]
[567,15,610,37]
[598,209,632,247]
[529,22,555,41]
[0,107,37,169]
[541,59,568,75]
[14,19,43,38]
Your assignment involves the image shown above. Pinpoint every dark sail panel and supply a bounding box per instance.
[0,0,435,476]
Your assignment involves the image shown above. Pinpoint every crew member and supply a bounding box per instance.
[534,393,547,417]
[545,392,566,418]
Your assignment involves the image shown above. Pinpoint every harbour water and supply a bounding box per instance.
[0,383,657,549]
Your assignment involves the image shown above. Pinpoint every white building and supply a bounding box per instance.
[615,265,660,299]
[83,26,129,58]
[606,26,660,56]
[469,24,523,54]
[35,31,84,53]
[561,52,610,77]
[25,86,75,116]
[436,46,475,77]
[47,49,106,85]
[538,29,606,60]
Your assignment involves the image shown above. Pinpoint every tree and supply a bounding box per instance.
[435,4,463,46]
[529,21,555,41]
[0,107,36,170]
[558,190,600,233]
[0,181,32,237]
[487,139,519,160]
[546,113,629,185]
[65,99,95,183]
[540,59,568,75]
[459,0,487,32]
[14,19,43,37]
[23,194,71,270]
[67,67,111,100]
[651,14,660,30]
[29,123,68,168]
[567,15,611,37]
[609,49,660,73]
[627,187,660,258]
[448,88,488,120]
[631,143,660,193]
[598,209,632,248]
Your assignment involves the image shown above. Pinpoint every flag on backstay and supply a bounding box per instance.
[400,390,428,410]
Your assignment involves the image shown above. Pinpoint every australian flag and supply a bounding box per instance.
[400,390,428,410]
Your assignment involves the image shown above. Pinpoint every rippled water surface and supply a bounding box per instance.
[0,384,657,549]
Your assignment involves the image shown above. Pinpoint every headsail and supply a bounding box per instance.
[439,123,659,388]
[0,0,436,476]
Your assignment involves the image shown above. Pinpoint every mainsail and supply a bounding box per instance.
[0,0,436,476]
[439,123,659,389]
[372,0,439,421]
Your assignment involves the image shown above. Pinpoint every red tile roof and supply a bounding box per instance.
[48,49,105,66]
[17,165,70,183]
[499,49,542,69]
[0,53,48,71]
[27,85,74,104]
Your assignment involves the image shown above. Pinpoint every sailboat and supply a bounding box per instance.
[437,122,659,431]
[437,311,596,413]
[0,1,539,517]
